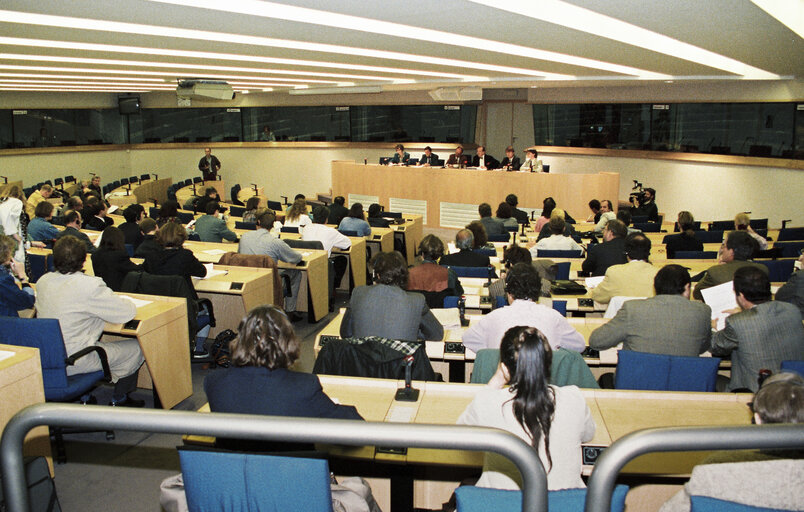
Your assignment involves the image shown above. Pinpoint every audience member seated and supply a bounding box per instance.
[709,266,804,392]
[156,200,183,228]
[665,211,703,258]
[734,212,768,251]
[194,202,238,243]
[63,195,83,216]
[340,251,443,341]
[119,204,145,248]
[91,226,142,292]
[530,216,583,258]
[0,235,35,316]
[493,202,519,230]
[660,372,804,512]
[586,199,602,224]
[327,196,349,226]
[616,209,640,235]
[478,202,505,236]
[338,203,371,237]
[302,206,351,288]
[535,208,577,242]
[55,209,96,254]
[472,145,499,170]
[590,232,658,304]
[282,198,312,230]
[458,326,594,490]
[693,230,768,300]
[487,244,543,300]
[204,305,363,452]
[462,263,585,353]
[466,221,490,250]
[776,252,804,316]
[589,264,711,355]
[241,196,261,223]
[519,148,543,172]
[505,194,530,225]
[25,184,53,219]
[581,220,627,277]
[366,203,390,228]
[133,218,160,260]
[592,200,616,233]
[630,187,659,223]
[194,187,220,216]
[534,197,556,233]
[440,229,491,268]
[239,211,304,322]
[407,234,463,297]
[36,235,144,406]
[27,201,60,242]
[82,200,114,231]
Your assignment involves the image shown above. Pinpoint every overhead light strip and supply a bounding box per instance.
[750,0,804,38]
[0,78,175,87]
[0,72,167,82]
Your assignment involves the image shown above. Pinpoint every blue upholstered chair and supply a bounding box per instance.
[28,252,53,283]
[280,226,299,233]
[674,251,718,259]
[614,351,721,392]
[689,495,795,511]
[228,205,245,217]
[448,265,495,278]
[780,360,804,377]
[488,233,511,242]
[758,259,795,282]
[266,200,282,211]
[774,241,804,258]
[554,261,571,280]
[633,222,660,232]
[777,227,804,242]
[536,249,584,258]
[552,299,567,317]
[234,221,257,231]
[696,230,726,243]
[454,484,629,512]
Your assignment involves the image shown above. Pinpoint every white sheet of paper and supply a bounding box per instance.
[387,406,416,423]
[92,231,102,247]
[202,249,227,255]
[193,264,228,280]
[117,295,153,308]
[186,219,197,229]
[447,242,459,254]
[465,295,480,308]
[700,280,738,331]
[0,350,16,362]
[585,276,605,289]
[430,308,461,329]
[107,205,119,214]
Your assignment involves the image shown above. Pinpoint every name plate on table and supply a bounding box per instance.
[373,235,382,240]
[229,282,243,290]
[123,319,140,330]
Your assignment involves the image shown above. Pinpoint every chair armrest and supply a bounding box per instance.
[66,346,112,381]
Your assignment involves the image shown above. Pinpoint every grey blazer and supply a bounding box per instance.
[710,300,804,391]
[589,294,712,356]
[340,284,444,342]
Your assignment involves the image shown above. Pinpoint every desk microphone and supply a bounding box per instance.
[0,176,7,184]
[485,265,493,288]
[458,296,469,327]
[153,174,158,180]
[394,355,419,402]
[251,183,258,194]
[281,195,289,206]
[149,198,159,208]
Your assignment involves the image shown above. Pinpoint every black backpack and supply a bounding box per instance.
[209,329,237,368]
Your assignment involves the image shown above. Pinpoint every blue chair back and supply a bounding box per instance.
[444,296,459,309]
[695,230,725,243]
[180,450,332,512]
[780,360,804,377]
[407,158,419,165]
[193,177,203,183]
[758,259,795,282]
[449,265,493,278]
[188,233,201,241]
[674,251,718,259]
[281,226,299,233]
[339,229,359,237]
[267,200,282,211]
[749,218,768,230]
[552,299,567,316]
[177,211,195,224]
[537,249,584,258]
[149,207,160,219]
[381,211,402,219]
[124,244,135,257]
[435,159,445,167]
[473,247,496,257]
[673,221,702,232]
[235,221,257,231]
[28,253,53,283]
[454,484,629,512]
[710,220,734,231]
[229,205,246,218]
[554,261,571,280]
[633,222,660,232]
[488,233,511,242]
[140,173,150,181]
[120,178,129,186]
[184,178,193,186]
[494,295,506,309]
[774,241,804,258]
[777,227,804,242]
[689,495,788,511]
[615,351,721,392]
[631,215,648,224]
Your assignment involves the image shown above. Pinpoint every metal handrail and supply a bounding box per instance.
[585,424,804,512]
[1,403,547,512]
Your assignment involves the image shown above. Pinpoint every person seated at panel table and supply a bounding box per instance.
[445,145,471,168]
[280,198,312,231]
[134,218,160,260]
[55,209,96,254]
[205,305,363,453]
[630,187,659,223]
[407,234,463,298]
[493,202,519,230]
[195,187,220,216]
[664,211,703,259]
[241,196,261,223]
[338,203,372,237]
[36,235,145,407]
[776,251,804,316]
[472,145,500,170]
[500,145,520,171]
[82,199,114,231]
[581,219,627,277]
[419,146,439,166]
[155,200,183,228]
[505,194,530,225]
[458,326,595,491]
[0,235,35,317]
[340,251,443,341]
[27,201,60,243]
[327,196,349,226]
[239,210,304,323]
[708,266,804,393]
[119,204,145,249]
[660,372,804,512]
[733,212,768,251]
[520,148,543,172]
[91,226,142,292]
[366,203,390,228]
[466,221,490,250]
[462,263,585,353]
[590,232,659,304]
[692,230,767,300]
[194,202,238,243]
[478,202,505,236]
[389,143,410,165]
[440,229,491,268]
[530,216,584,258]
[589,264,712,356]
[25,184,54,219]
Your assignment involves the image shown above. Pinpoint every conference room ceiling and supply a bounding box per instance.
[0,0,801,96]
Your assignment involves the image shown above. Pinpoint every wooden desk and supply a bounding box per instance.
[0,344,52,473]
[275,230,368,291]
[104,293,191,409]
[367,228,394,258]
[107,185,139,207]
[176,179,225,204]
[390,215,423,264]
[193,265,275,336]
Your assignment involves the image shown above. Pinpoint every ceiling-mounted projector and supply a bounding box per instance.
[177,80,235,101]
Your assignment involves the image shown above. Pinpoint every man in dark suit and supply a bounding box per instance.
[505,194,529,225]
[478,203,505,236]
[472,146,499,170]
[500,146,521,171]
[445,146,471,168]
[82,201,114,231]
[589,264,712,356]
[419,146,439,166]
[440,229,491,267]
[581,219,627,276]
[709,266,804,392]
[198,147,221,181]
[327,196,349,225]
[55,210,96,254]
[775,252,803,316]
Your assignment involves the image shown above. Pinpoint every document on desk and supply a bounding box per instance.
[0,350,16,363]
[447,242,459,254]
[107,204,119,214]
[387,406,417,423]
[701,280,738,330]
[202,249,227,255]
[585,276,605,289]
[118,295,153,308]
[193,263,228,280]
[430,308,461,329]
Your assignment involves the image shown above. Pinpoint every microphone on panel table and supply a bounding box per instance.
[394,355,419,402]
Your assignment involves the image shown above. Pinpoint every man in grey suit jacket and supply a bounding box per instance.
[193,202,238,243]
[590,264,712,356]
[710,266,804,392]
[478,203,505,236]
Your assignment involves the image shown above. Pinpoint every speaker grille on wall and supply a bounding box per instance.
[428,87,483,102]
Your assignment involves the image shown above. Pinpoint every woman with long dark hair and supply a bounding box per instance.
[458,326,595,490]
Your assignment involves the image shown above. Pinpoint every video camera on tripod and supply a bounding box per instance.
[629,180,648,205]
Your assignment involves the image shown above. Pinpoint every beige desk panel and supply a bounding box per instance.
[193,265,275,336]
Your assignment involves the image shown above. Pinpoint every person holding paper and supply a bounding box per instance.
[36,235,145,406]
[693,231,768,300]
[589,264,711,356]
[775,251,804,316]
[709,266,804,392]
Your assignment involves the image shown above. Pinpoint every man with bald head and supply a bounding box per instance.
[439,229,491,268]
